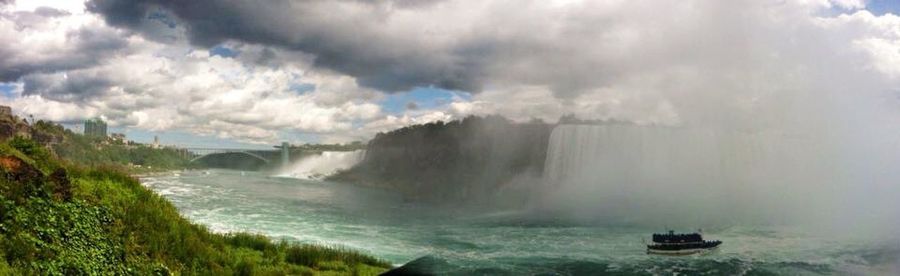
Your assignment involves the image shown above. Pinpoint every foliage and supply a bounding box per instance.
[0,138,391,275]
[284,244,388,269]
[8,136,56,172]
[51,130,191,172]
[0,119,191,173]
[290,141,366,152]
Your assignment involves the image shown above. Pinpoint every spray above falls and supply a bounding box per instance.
[278,150,366,180]
[538,124,899,234]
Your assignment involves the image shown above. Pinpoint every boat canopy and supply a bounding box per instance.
[652,230,703,243]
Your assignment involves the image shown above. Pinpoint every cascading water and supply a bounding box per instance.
[540,124,848,227]
[278,150,366,180]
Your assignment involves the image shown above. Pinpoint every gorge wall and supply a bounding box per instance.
[331,116,552,203]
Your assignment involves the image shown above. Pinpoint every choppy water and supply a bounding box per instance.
[141,170,899,275]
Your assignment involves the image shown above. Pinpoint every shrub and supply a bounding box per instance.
[0,137,392,275]
[225,233,275,252]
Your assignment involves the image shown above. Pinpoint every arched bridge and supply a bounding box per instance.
[186,148,273,163]
[186,143,291,165]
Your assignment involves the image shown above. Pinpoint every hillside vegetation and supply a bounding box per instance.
[0,135,391,275]
[29,120,190,172]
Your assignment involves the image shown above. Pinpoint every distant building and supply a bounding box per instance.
[110,132,126,143]
[83,118,108,137]
[152,135,161,149]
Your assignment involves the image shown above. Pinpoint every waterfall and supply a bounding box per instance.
[278,150,366,180]
[539,124,842,226]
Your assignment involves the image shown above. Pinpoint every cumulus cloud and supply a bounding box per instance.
[87,0,488,92]
[361,111,454,135]
[6,44,385,143]
[0,0,388,143]
[0,2,133,82]
[2,0,900,145]
[83,1,900,122]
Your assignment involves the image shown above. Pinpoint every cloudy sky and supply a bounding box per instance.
[1,0,899,148]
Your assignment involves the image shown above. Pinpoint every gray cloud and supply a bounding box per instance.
[22,71,113,101]
[0,9,129,82]
[78,0,900,131]
[6,0,900,147]
[33,7,70,17]
[85,0,859,101]
[87,0,488,92]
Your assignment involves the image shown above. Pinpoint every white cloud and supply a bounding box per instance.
[7,0,87,14]
[5,95,98,122]
[361,111,454,136]
[2,9,385,143]
[3,0,900,146]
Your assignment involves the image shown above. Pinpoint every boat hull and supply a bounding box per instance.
[646,245,720,256]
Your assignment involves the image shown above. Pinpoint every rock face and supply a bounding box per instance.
[0,154,72,203]
[381,256,455,275]
[333,116,553,204]
[0,111,65,148]
[0,117,30,141]
[0,155,47,202]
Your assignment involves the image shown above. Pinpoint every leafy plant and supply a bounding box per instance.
[0,137,391,275]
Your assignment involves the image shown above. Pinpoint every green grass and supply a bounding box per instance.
[0,137,392,275]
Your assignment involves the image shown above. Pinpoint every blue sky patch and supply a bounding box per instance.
[290,83,316,94]
[210,45,239,58]
[117,128,277,149]
[867,0,900,15]
[0,83,18,98]
[380,86,471,114]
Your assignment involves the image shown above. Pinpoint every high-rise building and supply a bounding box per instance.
[83,118,107,137]
[152,135,161,149]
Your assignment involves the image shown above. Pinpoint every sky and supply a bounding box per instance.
[1,0,899,147]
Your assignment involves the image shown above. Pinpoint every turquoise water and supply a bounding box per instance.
[141,170,899,275]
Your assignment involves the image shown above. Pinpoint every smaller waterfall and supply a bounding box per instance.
[278,150,366,180]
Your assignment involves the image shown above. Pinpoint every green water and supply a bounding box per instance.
[141,169,899,275]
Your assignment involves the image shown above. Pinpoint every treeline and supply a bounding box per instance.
[290,141,366,152]
[29,120,190,171]
[331,115,553,204]
[0,136,391,274]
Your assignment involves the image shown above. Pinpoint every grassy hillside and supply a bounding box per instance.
[29,120,191,172]
[0,136,391,275]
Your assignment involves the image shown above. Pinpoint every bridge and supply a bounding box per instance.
[186,142,291,165]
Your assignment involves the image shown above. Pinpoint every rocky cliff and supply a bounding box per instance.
[332,116,553,204]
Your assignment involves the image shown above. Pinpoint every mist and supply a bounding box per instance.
[277,150,366,180]
[526,71,900,239]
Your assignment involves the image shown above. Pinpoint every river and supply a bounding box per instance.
[141,169,898,275]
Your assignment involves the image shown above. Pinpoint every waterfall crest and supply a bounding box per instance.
[279,150,366,180]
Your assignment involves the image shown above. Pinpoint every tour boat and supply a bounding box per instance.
[646,230,722,255]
